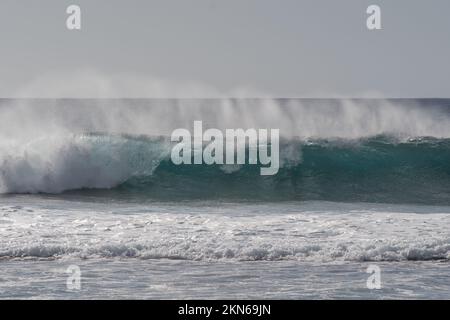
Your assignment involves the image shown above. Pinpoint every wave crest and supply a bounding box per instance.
[0,134,170,193]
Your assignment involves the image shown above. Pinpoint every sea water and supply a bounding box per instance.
[0,196,449,299]
[0,99,449,299]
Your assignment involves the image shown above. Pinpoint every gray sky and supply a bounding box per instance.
[0,0,449,97]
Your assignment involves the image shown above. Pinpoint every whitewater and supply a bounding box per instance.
[0,98,449,299]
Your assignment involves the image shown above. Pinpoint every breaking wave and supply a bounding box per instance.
[1,133,450,205]
[1,99,450,205]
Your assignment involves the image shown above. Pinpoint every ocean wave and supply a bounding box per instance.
[2,237,449,262]
[1,133,450,205]
[0,134,171,194]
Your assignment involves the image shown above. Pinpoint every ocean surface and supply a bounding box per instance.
[0,98,449,299]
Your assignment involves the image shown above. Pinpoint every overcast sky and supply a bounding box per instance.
[0,0,449,98]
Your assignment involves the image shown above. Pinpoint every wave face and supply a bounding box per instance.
[1,133,450,205]
[132,135,450,205]
[1,99,450,204]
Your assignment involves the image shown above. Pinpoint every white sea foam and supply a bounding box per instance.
[1,200,449,262]
[0,134,170,193]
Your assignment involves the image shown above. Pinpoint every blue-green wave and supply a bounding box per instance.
[92,135,450,205]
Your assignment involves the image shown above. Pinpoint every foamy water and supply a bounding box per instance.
[0,196,449,299]
[1,197,449,262]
